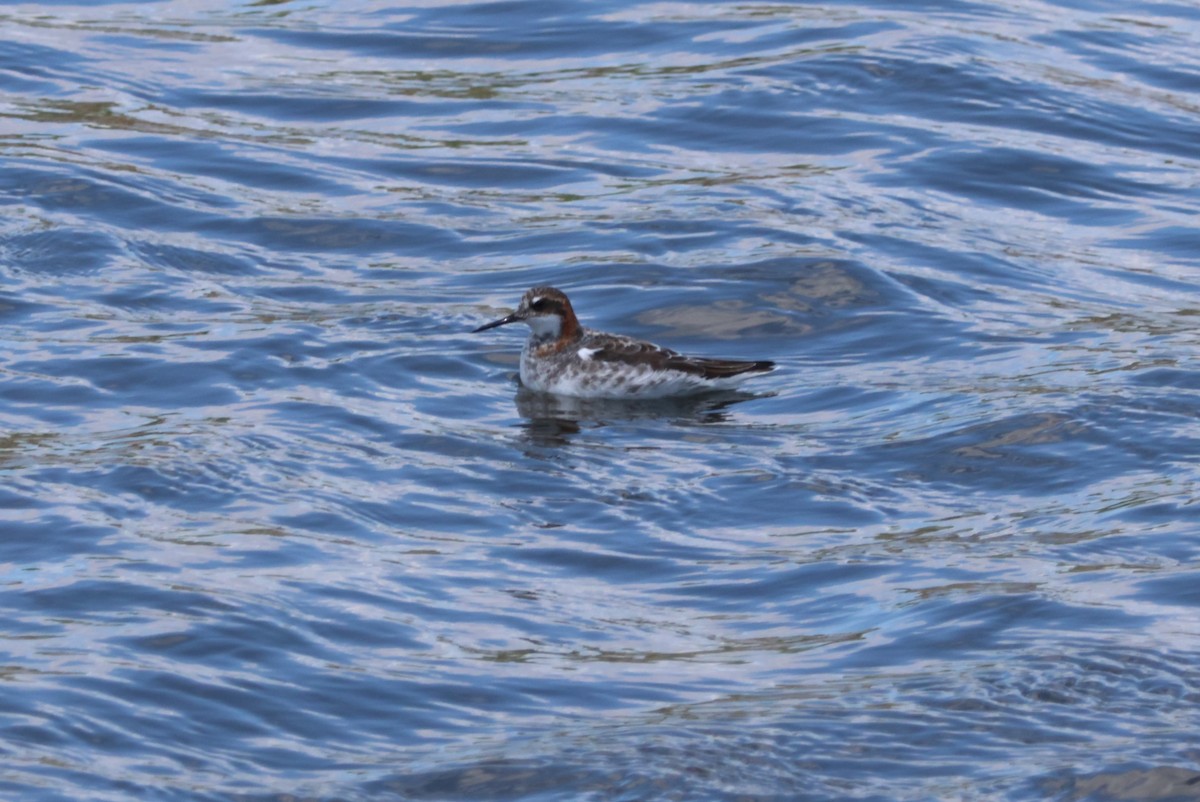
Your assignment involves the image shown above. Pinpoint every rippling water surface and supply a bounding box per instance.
[2,1,1200,800]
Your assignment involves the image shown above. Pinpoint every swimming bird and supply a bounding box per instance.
[472,286,775,398]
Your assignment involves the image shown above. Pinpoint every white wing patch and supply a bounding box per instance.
[577,346,600,362]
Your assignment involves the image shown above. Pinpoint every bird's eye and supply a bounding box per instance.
[530,298,548,312]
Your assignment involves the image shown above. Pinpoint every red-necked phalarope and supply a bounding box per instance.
[472,286,775,398]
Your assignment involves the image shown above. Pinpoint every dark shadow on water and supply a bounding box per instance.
[513,387,769,447]
[1042,764,1200,802]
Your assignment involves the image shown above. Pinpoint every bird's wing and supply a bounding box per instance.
[583,333,774,379]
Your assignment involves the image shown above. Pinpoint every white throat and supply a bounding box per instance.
[525,313,562,340]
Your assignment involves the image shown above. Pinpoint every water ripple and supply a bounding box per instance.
[2,1,1199,800]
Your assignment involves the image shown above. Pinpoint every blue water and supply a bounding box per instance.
[2,1,1199,800]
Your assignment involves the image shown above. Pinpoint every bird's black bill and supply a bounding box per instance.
[472,313,523,333]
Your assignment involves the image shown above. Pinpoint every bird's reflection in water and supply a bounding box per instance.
[513,386,767,447]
